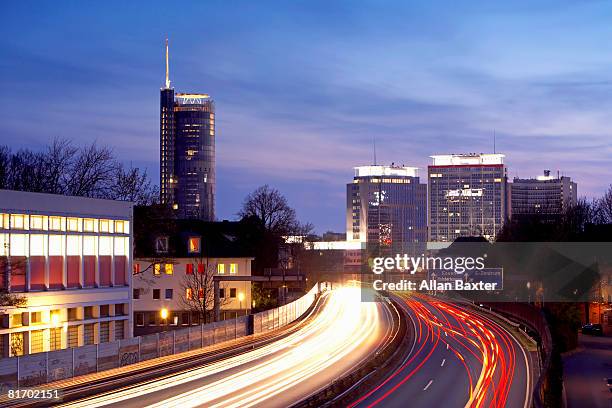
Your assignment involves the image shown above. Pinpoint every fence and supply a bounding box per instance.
[0,284,320,390]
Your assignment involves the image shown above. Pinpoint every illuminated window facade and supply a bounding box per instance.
[428,154,508,242]
[0,190,133,357]
[346,165,427,253]
[160,75,215,221]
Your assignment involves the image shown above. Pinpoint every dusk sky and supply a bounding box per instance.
[1,1,611,233]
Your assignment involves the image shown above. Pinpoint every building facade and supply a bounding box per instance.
[0,190,133,358]
[428,154,508,242]
[160,40,216,220]
[510,170,577,220]
[132,217,253,335]
[347,165,427,253]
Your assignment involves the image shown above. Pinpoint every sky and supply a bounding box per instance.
[1,1,612,233]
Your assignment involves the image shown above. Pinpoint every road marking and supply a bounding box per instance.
[445,331,448,337]
[423,379,434,391]
[441,358,446,367]
[446,343,449,350]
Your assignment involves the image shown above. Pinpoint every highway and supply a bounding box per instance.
[57,287,393,408]
[350,294,533,408]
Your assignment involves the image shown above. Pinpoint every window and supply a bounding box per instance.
[154,264,161,275]
[197,263,205,274]
[165,289,173,299]
[100,305,110,317]
[10,214,27,230]
[230,288,237,298]
[148,312,157,326]
[165,263,173,275]
[135,313,144,326]
[185,263,194,274]
[68,326,79,348]
[0,213,8,229]
[10,332,24,356]
[133,288,141,299]
[30,330,44,354]
[68,308,78,321]
[99,322,110,343]
[133,263,141,274]
[219,288,225,298]
[155,236,169,254]
[99,219,110,233]
[50,327,62,351]
[67,217,79,231]
[115,304,125,316]
[188,237,201,254]
[49,216,62,231]
[186,288,193,300]
[181,312,189,326]
[30,215,44,230]
[84,324,94,345]
[217,264,225,274]
[115,321,125,340]
[30,311,42,324]
[153,289,160,300]
[230,263,238,274]
[84,306,94,319]
[114,220,125,234]
[83,218,95,232]
[10,314,23,327]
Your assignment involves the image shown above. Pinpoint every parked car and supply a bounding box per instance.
[581,323,603,336]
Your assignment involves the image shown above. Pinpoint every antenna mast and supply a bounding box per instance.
[165,38,171,89]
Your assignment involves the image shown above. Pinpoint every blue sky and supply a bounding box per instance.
[1,1,612,233]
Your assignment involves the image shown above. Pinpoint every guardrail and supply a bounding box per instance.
[0,284,321,391]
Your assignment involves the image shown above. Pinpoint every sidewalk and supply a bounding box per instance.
[563,334,612,408]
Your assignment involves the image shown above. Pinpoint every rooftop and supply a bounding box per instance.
[354,165,419,178]
[430,153,505,166]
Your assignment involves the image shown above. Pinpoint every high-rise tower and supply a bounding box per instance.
[160,39,216,220]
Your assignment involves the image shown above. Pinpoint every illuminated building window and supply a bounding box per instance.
[49,216,62,231]
[185,263,194,274]
[230,263,238,274]
[67,218,79,232]
[217,264,225,274]
[83,236,95,256]
[29,235,45,256]
[30,330,43,354]
[188,237,201,254]
[30,215,45,230]
[154,264,161,275]
[99,237,112,255]
[10,214,27,230]
[0,213,8,229]
[133,263,141,274]
[83,218,95,232]
[186,288,193,300]
[99,219,110,233]
[30,312,42,324]
[165,263,174,275]
[9,234,27,256]
[114,220,125,234]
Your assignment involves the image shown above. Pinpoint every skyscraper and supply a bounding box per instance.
[428,153,508,242]
[160,40,216,220]
[347,165,427,252]
[510,170,577,221]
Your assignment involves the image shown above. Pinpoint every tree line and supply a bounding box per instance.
[0,138,158,205]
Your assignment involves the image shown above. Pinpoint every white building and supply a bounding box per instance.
[0,190,133,357]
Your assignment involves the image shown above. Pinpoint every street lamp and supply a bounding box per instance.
[160,308,168,321]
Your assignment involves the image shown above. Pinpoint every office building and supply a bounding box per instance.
[132,218,253,335]
[0,190,133,357]
[510,170,577,220]
[347,165,427,252]
[160,40,216,220]
[428,153,508,242]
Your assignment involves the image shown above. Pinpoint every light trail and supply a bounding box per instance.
[350,294,528,408]
[60,287,389,408]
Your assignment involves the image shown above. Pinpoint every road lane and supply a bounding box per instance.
[59,287,393,408]
[350,294,531,408]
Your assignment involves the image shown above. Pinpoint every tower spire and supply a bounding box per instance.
[165,38,171,89]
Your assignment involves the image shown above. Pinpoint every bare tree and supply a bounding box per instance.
[66,142,118,198]
[110,165,159,205]
[595,185,612,224]
[178,257,229,324]
[238,185,313,236]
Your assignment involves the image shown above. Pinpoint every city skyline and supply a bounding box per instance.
[2,2,612,233]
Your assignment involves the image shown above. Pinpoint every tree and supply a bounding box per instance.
[595,185,612,224]
[178,257,229,324]
[238,185,312,236]
[0,138,158,205]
